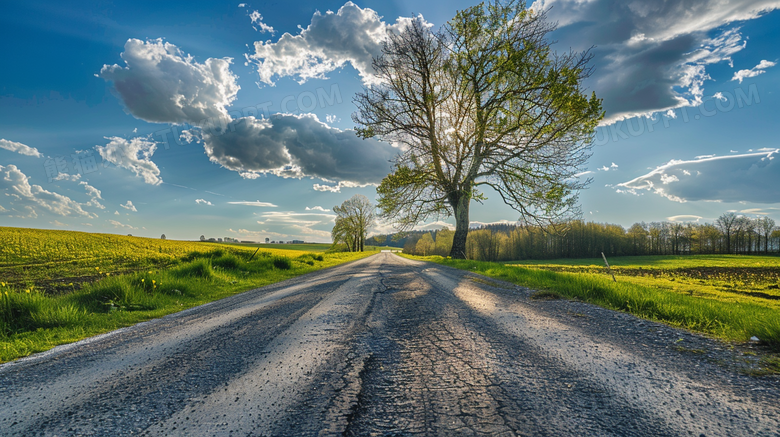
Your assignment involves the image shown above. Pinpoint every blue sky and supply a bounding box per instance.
[1,0,778,242]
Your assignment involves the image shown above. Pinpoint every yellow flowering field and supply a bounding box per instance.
[0,226,311,292]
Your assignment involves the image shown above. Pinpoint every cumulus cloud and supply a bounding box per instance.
[417,221,456,231]
[0,165,96,218]
[100,38,239,125]
[313,183,342,193]
[203,114,396,185]
[531,0,780,123]
[732,59,777,82]
[96,136,162,185]
[249,11,275,34]
[305,206,330,212]
[227,200,278,207]
[80,181,105,210]
[0,139,43,157]
[616,150,780,203]
[54,173,81,182]
[246,2,428,85]
[312,180,370,193]
[195,198,213,206]
[120,200,137,212]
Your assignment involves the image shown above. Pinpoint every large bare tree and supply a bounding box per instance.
[353,0,603,258]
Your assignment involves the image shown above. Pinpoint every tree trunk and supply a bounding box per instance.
[448,191,471,259]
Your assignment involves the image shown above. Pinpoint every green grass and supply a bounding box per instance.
[0,226,338,293]
[510,254,780,268]
[408,255,780,349]
[0,228,379,363]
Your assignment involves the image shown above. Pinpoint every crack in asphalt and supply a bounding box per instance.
[0,253,778,436]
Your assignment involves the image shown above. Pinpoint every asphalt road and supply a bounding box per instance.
[1,253,778,436]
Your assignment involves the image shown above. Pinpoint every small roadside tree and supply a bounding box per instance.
[331,194,376,252]
[415,233,435,256]
[434,228,455,256]
[354,1,603,258]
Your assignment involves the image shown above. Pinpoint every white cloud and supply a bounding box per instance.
[114,210,120,215]
[416,221,456,231]
[532,0,780,124]
[617,150,780,203]
[179,129,199,144]
[120,200,137,212]
[572,171,593,178]
[203,114,396,185]
[325,114,339,124]
[195,198,213,206]
[253,210,337,241]
[739,208,770,215]
[305,206,330,212]
[598,163,619,172]
[732,59,777,83]
[51,220,69,227]
[246,2,429,85]
[100,38,239,126]
[230,228,288,240]
[96,136,162,185]
[53,173,81,182]
[80,181,105,210]
[249,11,275,34]
[313,183,342,193]
[108,219,137,230]
[0,165,96,218]
[227,200,278,207]
[0,139,43,158]
[667,215,703,223]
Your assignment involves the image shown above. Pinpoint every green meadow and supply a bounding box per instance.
[0,227,374,363]
[411,254,780,349]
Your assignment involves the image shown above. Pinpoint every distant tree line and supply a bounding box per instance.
[395,213,780,261]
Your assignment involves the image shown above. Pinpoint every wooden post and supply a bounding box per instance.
[249,245,262,261]
[601,252,617,282]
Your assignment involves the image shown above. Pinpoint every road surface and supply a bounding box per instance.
[1,253,778,436]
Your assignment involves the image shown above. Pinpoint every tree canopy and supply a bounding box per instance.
[354,0,603,258]
[331,194,375,252]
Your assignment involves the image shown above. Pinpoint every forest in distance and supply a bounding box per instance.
[369,212,780,261]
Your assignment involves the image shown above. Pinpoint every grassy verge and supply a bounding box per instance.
[407,255,780,349]
[0,249,374,363]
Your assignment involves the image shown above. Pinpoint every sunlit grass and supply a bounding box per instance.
[409,255,780,348]
[0,228,375,363]
[0,226,324,292]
